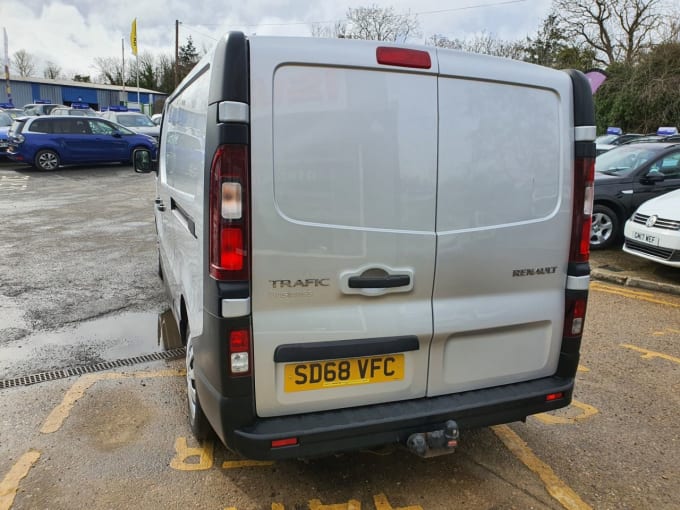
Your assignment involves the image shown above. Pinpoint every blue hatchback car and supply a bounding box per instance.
[7,116,157,170]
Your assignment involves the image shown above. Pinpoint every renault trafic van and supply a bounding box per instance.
[135,32,595,460]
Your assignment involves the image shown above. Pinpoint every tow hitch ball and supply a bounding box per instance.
[406,420,459,458]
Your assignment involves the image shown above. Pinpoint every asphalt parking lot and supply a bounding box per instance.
[1,161,679,510]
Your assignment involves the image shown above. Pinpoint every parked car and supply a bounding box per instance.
[7,115,157,170]
[0,110,12,158]
[49,106,99,117]
[591,142,680,249]
[151,113,162,125]
[0,106,24,119]
[100,110,160,140]
[623,188,680,267]
[595,128,643,155]
[22,103,64,116]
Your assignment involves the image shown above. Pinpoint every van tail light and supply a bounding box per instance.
[209,145,250,281]
[376,47,432,69]
[229,329,251,376]
[569,156,595,264]
[564,294,588,337]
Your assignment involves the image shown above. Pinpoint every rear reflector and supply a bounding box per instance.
[376,47,431,69]
[271,438,298,448]
[546,392,564,402]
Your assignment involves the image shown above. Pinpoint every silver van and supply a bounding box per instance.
[135,32,595,460]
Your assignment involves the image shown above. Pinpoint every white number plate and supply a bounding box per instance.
[632,230,659,246]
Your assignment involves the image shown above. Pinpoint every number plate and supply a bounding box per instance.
[284,354,404,392]
[632,229,659,246]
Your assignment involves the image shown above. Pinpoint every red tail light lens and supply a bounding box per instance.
[376,47,432,69]
[564,295,588,337]
[569,156,595,263]
[229,329,250,375]
[210,145,249,281]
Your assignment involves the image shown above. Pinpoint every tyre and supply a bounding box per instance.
[590,204,620,250]
[185,324,212,440]
[34,150,60,171]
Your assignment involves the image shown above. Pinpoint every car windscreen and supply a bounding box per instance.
[0,111,11,127]
[596,134,618,145]
[595,146,661,177]
[117,114,155,127]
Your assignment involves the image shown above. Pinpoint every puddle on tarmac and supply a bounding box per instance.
[0,311,163,379]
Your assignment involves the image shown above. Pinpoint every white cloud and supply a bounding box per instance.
[2,0,552,80]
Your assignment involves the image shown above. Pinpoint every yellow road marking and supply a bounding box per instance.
[652,328,680,336]
[308,499,362,510]
[169,437,214,471]
[590,282,680,308]
[577,365,590,372]
[621,344,680,365]
[40,369,185,434]
[492,425,592,510]
[533,400,599,425]
[0,450,40,510]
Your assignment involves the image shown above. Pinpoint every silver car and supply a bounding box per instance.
[100,111,160,140]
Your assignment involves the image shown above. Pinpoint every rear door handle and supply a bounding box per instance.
[348,274,411,289]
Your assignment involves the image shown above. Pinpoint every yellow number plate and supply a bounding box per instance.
[284,354,404,392]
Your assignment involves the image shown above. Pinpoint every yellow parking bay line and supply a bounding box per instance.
[492,425,592,510]
[0,450,40,510]
[40,369,185,434]
[621,344,680,365]
[590,282,680,308]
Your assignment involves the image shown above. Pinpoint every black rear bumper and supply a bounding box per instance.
[197,371,573,460]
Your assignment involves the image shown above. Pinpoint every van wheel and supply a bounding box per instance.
[185,325,211,440]
[590,205,619,250]
[35,150,60,171]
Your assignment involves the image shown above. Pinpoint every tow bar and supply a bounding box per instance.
[406,420,459,458]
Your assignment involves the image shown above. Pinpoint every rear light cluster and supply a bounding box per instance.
[209,144,250,281]
[564,294,587,337]
[229,329,251,375]
[210,144,252,377]
[569,155,595,264]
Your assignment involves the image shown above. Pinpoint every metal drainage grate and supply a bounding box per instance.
[0,348,185,389]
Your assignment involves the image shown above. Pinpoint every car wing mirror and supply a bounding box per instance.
[641,172,665,184]
[134,148,158,174]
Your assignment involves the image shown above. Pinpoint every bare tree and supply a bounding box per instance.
[12,49,36,77]
[344,5,420,41]
[552,0,665,66]
[310,21,348,38]
[44,61,62,80]
[94,56,127,85]
[429,32,526,60]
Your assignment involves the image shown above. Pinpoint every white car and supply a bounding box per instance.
[623,188,680,267]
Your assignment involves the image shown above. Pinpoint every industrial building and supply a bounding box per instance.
[2,76,167,114]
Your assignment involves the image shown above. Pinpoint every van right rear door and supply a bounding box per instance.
[427,51,574,396]
[249,38,439,418]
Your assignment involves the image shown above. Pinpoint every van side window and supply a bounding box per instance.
[163,69,209,197]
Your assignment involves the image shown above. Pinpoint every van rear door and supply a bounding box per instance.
[427,51,574,396]
[249,38,438,417]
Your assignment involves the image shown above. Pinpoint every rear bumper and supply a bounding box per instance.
[198,371,573,460]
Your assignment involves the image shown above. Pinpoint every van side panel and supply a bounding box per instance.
[249,38,438,417]
[428,51,573,396]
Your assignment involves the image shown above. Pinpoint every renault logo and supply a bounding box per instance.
[645,215,658,228]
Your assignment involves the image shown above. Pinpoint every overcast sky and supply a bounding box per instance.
[2,0,553,80]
